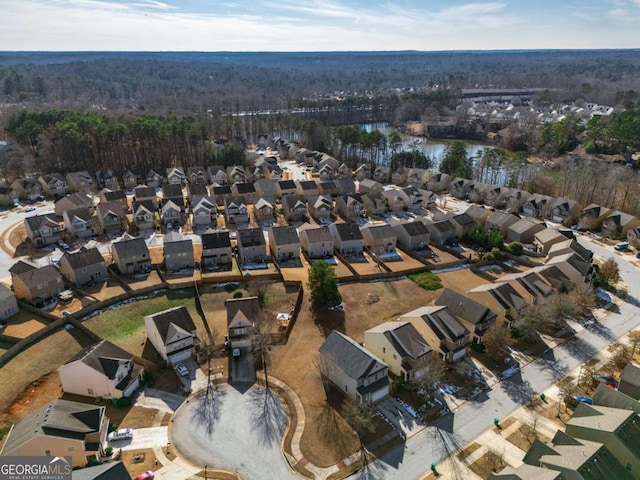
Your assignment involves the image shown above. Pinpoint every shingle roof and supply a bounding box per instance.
[331,222,363,241]
[277,179,296,190]
[283,194,308,209]
[11,264,60,288]
[25,213,60,232]
[65,340,132,380]
[102,190,126,202]
[296,180,318,191]
[620,363,640,388]
[237,228,265,247]
[234,182,256,194]
[132,199,155,214]
[397,221,429,237]
[187,183,208,197]
[111,236,149,258]
[147,306,196,343]
[163,183,183,199]
[435,288,497,326]
[66,206,92,222]
[300,225,333,243]
[61,247,105,270]
[226,296,259,329]
[71,460,130,480]
[201,230,231,249]
[270,225,300,246]
[319,330,388,382]
[134,186,156,198]
[97,201,125,218]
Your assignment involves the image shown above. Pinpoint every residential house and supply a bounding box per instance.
[96,169,119,190]
[0,183,19,206]
[381,188,409,212]
[547,197,580,226]
[99,188,128,212]
[364,321,433,381]
[435,288,497,342]
[618,363,640,400]
[424,219,457,246]
[282,194,308,222]
[417,187,437,208]
[308,194,334,221]
[355,163,372,182]
[466,182,493,204]
[207,165,227,185]
[601,211,640,238]
[231,182,257,204]
[468,282,530,326]
[521,193,553,219]
[71,461,131,480]
[59,247,107,286]
[226,165,245,184]
[162,183,184,205]
[318,163,335,182]
[54,192,94,217]
[336,193,364,220]
[503,188,531,213]
[186,183,208,203]
[449,177,473,199]
[523,430,633,480]
[337,162,352,178]
[11,178,42,201]
[190,197,217,232]
[358,178,384,195]
[425,172,452,193]
[488,464,562,480]
[334,177,356,196]
[592,383,640,415]
[161,200,182,230]
[547,238,593,264]
[373,165,391,184]
[224,196,249,225]
[269,225,301,261]
[212,184,233,207]
[566,403,640,474]
[299,223,334,259]
[318,330,390,403]
[10,261,63,306]
[237,228,268,265]
[66,171,95,194]
[393,221,430,251]
[506,218,546,244]
[495,270,555,303]
[37,173,68,198]
[122,169,139,190]
[201,229,232,269]
[407,168,430,188]
[627,227,640,250]
[0,284,18,321]
[58,340,140,399]
[329,222,364,257]
[145,169,163,188]
[295,179,319,199]
[401,186,423,210]
[132,200,156,233]
[485,210,520,236]
[484,185,509,209]
[361,192,389,217]
[276,179,297,199]
[465,204,491,226]
[63,207,97,239]
[448,213,477,238]
[534,228,568,255]
[391,167,408,186]
[546,253,594,286]
[226,296,259,355]
[144,306,199,365]
[399,305,470,362]
[166,167,186,186]
[187,166,207,184]
[96,202,126,237]
[318,180,340,198]
[263,164,282,181]
[111,235,151,275]
[254,179,278,204]
[0,399,109,468]
[254,197,275,223]
[133,185,158,210]
[163,231,194,272]
[361,224,397,257]
[24,213,64,247]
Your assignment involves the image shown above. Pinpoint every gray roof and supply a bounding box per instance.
[146,306,196,343]
[488,463,562,480]
[296,180,318,191]
[509,218,545,235]
[132,199,155,214]
[421,306,468,343]
[10,263,60,288]
[283,193,308,209]
[568,403,635,433]
[134,185,156,198]
[277,179,297,190]
[111,236,149,258]
[270,225,300,246]
[237,228,266,247]
[396,220,429,237]
[65,340,132,380]
[163,183,184,199]
[428,219,456,233]
[187,183,208,197]
[61,247,105,271]
[233,182,256,194]
[226,296,259,328]
[319,330,388,382]
[331,222,363,241]
[367,321,432,360]
[435,288,497,326]
[97,201,125,219]
[72,461,130,480]
[620,363,640,388]
[164,236,193,256]
[2,399,105,454]
[25,212,60,231]
[362,223,396,240]
[202,230,231,249]
[301,225,333,243]
[66,206,92,222]
[101,189,126,202]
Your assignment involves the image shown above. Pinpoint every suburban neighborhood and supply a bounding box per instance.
[0,139,639,480]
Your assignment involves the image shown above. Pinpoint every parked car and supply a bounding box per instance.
[174,363,189,377]
[135,471,155,480]
[594,374,618,388]
[24,206,36,212]
[107,428,133,442]
[575,395,594,405]
[232,348,241,359]
[614,241,630,251]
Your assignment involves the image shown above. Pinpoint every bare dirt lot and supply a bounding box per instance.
[2,310,50,338]
[270,278,442,466]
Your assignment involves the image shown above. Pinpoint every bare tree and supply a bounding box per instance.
[571,284,597,314]
[607,345,631,372]
[599,257,621,285]
[486,447,507,473]
[481,324,513,363]
[414,354,447,394]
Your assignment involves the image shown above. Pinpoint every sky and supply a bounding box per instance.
[1,0,639,51]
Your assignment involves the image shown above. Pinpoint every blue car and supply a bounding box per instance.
[575,395,593,405]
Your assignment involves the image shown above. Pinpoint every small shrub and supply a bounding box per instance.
[113,397,131,409]
[108,422,117,433]
[224,282,239,292]
[233,291,244,298]
[505,242,523,256]
[409,271,443,290]
[104,446,113,456]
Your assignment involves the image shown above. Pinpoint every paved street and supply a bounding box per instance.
[357,236,640,480]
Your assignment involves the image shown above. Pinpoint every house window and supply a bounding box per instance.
[87,388,94,395]
[382,347,386,353]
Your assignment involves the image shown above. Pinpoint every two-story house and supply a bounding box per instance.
[601,211,640,239]
[58,247,107,286]
[308,194,334,221]
[144,306,199,365]
[254,179,278,204]
[253,197,275,223]
[132,199,156,234]
[296,180,320,199]
[163,231,194,272]
[190,196,217,232]
[111,235,151,275]
[145,169,163,188]
[54,192,94,217]
[66,171,95,194]
[207,165,227,185]
[237,228,268,265]
[133,185,158,210]
[282,194,308,222]
[299,224,334,259]
[231,182,257,204]
[425,172,452,193]
[99,188,128,213]
[361,224,397,257]
[187,166,207,184]
[226,296,259,355]
[392,221,430,251]
[435,288,497,343]
[10,261,63,307]
[122,168,139,191]
[336,193,364,221]
[226,165,245,184]
[161,200,182,230]
[358,178,384,195]
[11,178,42,202]
[37,173,68,198]
[63,207,97,239]
[166,167,186,186]
[224,196,249,225]
[329,222,364,257]
[96,202,126,238]
[201,229,232,270]
[577,203,612,232]
[0,183,19,206]
[269,225,301,261]
[24,213,64,247]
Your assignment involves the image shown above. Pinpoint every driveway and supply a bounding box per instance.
[115,426,169,451]
[376,397,425,438]
[171,383,297,479]
[230,346,256,384]
[175,358,209,393]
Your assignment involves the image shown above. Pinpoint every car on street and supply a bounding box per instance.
[575,395,594,405]
[107,428,133,442]
[614,241,630,251]
[135,471,155,480]
[174,363,189,377]
[24,206,36,212]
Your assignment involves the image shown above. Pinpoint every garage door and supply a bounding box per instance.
[370,386,389,402]
[168,350,192,365]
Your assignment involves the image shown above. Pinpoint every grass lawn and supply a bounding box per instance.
[270,278,441,467]
[2,310,50,339]
[506,423,550,451]
[439,267,490,293]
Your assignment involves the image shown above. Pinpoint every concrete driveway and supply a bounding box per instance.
[230,347,256,384]
[175,358,209,393]
[171,383,297,479]
[115,426,169,451]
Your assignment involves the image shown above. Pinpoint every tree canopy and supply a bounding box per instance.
[439,140,472,178]
[307,261,342,310]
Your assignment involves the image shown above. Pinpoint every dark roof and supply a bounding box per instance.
[319,330,388,382]
[163,183,184,199]
[97,202,125,219]
[146,306,196,342]
[331,222,363,241]
[422,306,468,343]
[61,247,104,270]
[297,180,318,191]
[111,236,149,258]
[270,225,300,246]
[429,219,456,233]
[226,296,259,328]
[72,461,130,480]
[396,221,429,237]
[277,179,296,190]
[187,183,208,197]
[435,288,497,326]
[212,185,232,196]
[283,193,308,209]
[25,213,59,231]
[234,182,256,194]
[201,230,231,249]
[493,283,528,311]
[66,206,92,222]
[452,213,476,230]
[237,228,266,247]
[102,190,126,201]
[134,185,156,198]
[9,260,37,276]
[163,235,193,256]
[66,340,132,380]
[620,363,640,389]
[132,199,155,213]
[384,322,432,359]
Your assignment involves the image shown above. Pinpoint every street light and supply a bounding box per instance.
[204,465,208,479]
[166,441,171,455]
